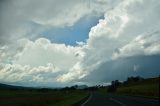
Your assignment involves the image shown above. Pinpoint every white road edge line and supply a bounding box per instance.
[110,98,127,106]
[81,93,92,106]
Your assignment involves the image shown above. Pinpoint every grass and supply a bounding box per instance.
[97,77,159,98]
[52,91,88,106]
[116,77,159,98]
[0,90,88,106]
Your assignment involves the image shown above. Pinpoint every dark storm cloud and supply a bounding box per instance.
[83,55,160,83]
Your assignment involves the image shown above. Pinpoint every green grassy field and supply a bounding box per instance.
[0,90,88,106]
[52,92,87,106]
[116,77,159,98]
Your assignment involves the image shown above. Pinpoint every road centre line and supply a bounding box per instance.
[110,98,127,106]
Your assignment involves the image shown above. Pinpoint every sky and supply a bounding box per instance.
[0,0,160,87]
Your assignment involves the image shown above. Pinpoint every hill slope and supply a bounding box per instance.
[116,77,159,98]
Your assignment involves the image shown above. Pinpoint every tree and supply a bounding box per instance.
[108,80,121,92]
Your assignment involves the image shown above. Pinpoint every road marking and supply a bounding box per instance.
[81,93,92,106]
[110,98,126,106]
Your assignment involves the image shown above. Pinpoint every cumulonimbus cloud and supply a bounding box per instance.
[0,0,160,86]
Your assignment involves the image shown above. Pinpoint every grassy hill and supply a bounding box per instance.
[117,77,159,98]
[0,83,34,90]
[108,76,159,98]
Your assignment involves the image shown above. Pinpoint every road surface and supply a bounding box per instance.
[81,92,159,106]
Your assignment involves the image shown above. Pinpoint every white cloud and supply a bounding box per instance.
[0,37,85,86]
[14,38,81,69]
[57,62,87,83]
[60,0,160,83]
[112,29,160,59]
[0,63,61,86]
[85,0,160,62]
[0,0,121,44]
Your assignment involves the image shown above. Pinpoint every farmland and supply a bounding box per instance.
[0,90,88,106]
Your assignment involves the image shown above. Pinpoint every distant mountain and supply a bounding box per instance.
[77,85,88,89]
[0,83,30,90]
[0,83,77,91]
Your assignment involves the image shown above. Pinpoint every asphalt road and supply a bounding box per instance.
[81,92,159,106]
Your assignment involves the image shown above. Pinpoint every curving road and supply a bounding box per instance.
[81,92,159,106]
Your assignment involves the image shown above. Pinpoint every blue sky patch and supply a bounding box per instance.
[39,15,103,46]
